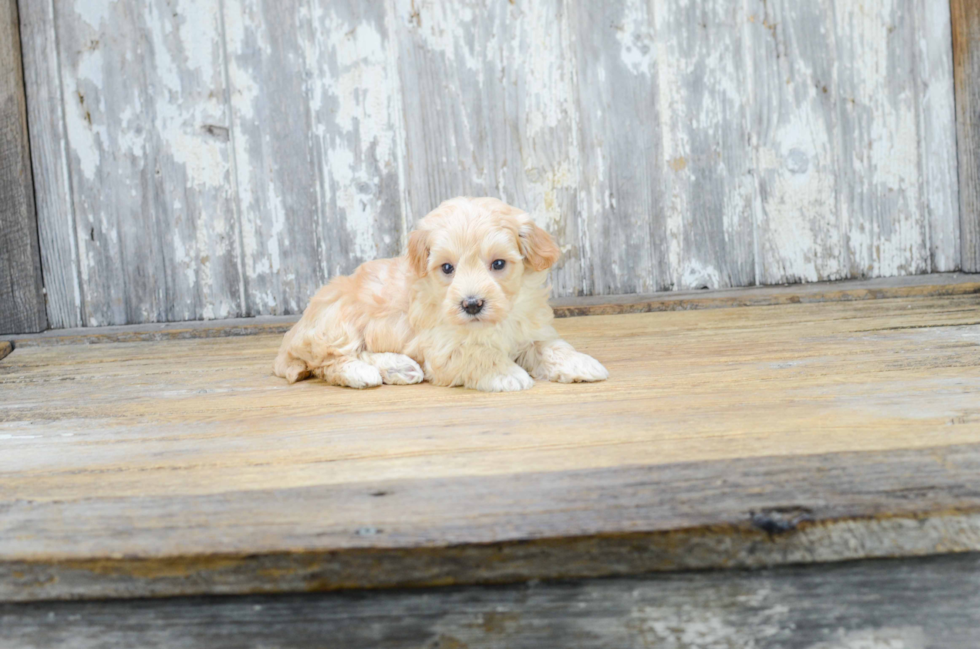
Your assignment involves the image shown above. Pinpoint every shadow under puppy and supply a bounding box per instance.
[274,197,608,391]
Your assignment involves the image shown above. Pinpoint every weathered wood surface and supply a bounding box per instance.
[2,295,980,601]
[17,0,80,330]
[3,554,979,649]
[19,0,961,326]
[1,272,978,347]
[46,1,243,328]
[953,0,980,272]
[919,0,962,272]
[0,0,45,335]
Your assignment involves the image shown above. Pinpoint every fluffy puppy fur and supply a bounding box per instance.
[273,197,608,391]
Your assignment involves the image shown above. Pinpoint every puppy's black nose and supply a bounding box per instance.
[461,297,484,315]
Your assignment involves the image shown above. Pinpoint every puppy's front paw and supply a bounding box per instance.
[339,360,384,389]
[547,351,609,383]
[478,364,535,392]
[370,353,424,385]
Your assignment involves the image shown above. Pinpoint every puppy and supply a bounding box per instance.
[273,197,608,391]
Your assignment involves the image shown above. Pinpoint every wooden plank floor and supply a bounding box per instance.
[3,291,980,601]
[5,554,980,649]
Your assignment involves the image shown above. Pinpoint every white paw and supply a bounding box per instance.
[548,352,609,383]
[340,360,384,389]
[371,353,424,385]
[478,364,535,392]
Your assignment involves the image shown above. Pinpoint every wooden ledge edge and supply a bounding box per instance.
[549,272,980,318]
[3,273,979,348]
[3,509,979,603]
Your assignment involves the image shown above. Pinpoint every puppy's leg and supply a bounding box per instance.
[311,356,383,389]
[474,361,535,392]
[427,348,535,392]
[360,352,424,385]
[519,339,609,384]
[276,357,311,384]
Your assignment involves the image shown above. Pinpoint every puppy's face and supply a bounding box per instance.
[409,198,560,327]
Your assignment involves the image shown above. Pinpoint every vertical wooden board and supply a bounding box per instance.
[305,1,406,279]
[650,0,756,290]
[16,0,967,328]
[565,0,667,295]
[835,0,929,278]
[18,0,82,329]
[390,1,494,208]
[223,0,324,316]
[914,0,960,272]
[224,0,407,315]
[952,0,980,271]
[0,0,46,334]
[57,0,241,326]
[51,2,125,327]
[391,0,586,296]
[746,0,845,285]
[494,1,584,297]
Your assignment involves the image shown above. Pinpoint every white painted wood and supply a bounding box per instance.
[746,0,846,285]
[916,0,960,272]
[18,0,82,329]
[651,0,756,290]
[835,0,929,278]
[52,0,243,326]
[567,0,668,296]
[19,0,963,326]
[223,0,406,317]
[391,0,587,294]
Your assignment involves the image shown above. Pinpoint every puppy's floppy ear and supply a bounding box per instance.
[519,218,560,271]
[408,229,430,276]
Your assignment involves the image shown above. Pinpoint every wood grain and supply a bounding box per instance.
[223,0,406,317]
[567,0,668,296]
[3,554,979,648]
[953,0,980,271]
[0,0,46,335]
[52,1,242,327]
[393,0,586,294]
[917,0,961,272]
[747,0,842,283]
[835,0,929,277]
[18,1,964,326]
[2,295,980,600]
[17,0,82,329]
[651,0,755,291]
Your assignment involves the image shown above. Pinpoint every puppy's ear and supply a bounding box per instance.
[519,219,560,271]
[408,229,430,276]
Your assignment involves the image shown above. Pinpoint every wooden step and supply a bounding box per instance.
[3,554,978,648]
[2,280,980,602]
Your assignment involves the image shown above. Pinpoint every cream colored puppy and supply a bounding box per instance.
[273,197,608,391]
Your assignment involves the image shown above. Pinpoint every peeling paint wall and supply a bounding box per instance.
[20,0,960,327]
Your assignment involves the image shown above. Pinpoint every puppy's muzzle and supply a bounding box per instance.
[461,297,485,315]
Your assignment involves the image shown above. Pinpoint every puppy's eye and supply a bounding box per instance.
[491,259,506,271]
[441,263,454,275]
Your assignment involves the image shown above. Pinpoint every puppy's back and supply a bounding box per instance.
[273,255,415,382]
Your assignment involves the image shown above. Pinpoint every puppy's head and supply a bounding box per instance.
[408,197,560,327]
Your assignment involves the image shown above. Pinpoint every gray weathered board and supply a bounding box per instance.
[2,554,979,648]
[953,0,980,271]
[0,0,46,335]
[19,0,961,328]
